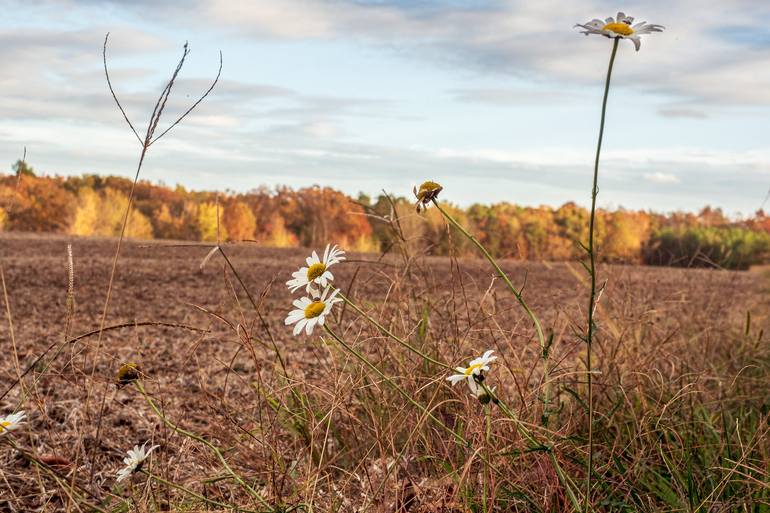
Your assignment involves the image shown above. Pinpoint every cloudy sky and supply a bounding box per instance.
[2,0,769,214]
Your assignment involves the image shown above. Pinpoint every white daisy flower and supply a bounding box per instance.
[116,441,159,483]
[446,350,497,390]
[284,285,342,336]
[575,12,663,51]
[286,244,346,293]
[0,410,25,435]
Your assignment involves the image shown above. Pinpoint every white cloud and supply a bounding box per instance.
[644,172,680,184]
[1,0,768,215]
[119,0,770,108]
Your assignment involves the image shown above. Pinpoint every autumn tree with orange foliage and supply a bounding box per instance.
[1,163,768,269]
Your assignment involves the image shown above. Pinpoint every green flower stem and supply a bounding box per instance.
[334,289,450,370]
[430,199,545,352]
[135,381,273,511]
[476,382,541,450]
[430,199,554,440]
[322,324,464,445]
[141,470,262,512]
[477,382,582,511]
[585,36,619,512]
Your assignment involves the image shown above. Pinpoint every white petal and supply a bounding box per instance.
[285,313,303,325]
[305,318,317,335]
[446,374,465,385]
[293,319,307,336]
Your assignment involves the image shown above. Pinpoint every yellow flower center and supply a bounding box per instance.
[464,363,484,376]
[304,301,326,319]
[603,22,633,36]
[307,263,326,281]
[0,421,10,431]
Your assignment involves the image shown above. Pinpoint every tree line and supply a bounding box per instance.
[1,161,768,269]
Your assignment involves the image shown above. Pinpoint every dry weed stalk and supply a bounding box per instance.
[86,33,222,487]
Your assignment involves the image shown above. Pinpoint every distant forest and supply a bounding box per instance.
[1,160,769,269]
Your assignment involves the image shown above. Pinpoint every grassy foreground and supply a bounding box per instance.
[0,233,767,512]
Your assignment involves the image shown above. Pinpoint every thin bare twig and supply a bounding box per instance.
[103,33,142,146]
[149,50,223,146]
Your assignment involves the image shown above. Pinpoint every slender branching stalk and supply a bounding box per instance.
[427,198,580,506]
[88,34,222,486]
[584,36,619,512]
[428,200,557,425]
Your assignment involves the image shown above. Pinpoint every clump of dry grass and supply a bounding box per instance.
[0,232,767,512]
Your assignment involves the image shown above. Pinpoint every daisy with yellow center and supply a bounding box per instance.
[575,12,663,51]
[0,410,25,435]
[284,285,342,336]
[286,244,346,293]
[446,350,497,391]
[116,441,159,483]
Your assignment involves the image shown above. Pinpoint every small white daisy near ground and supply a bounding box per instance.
[286,244,345,294]
[575,12,663,51]
[0,411,25,435]
[446,350,498,391]
[116,442,159,483]
[285,285,343,336]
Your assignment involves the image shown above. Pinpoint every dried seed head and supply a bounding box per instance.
[414,181,443,212]
[116,362,142,389]
[477,391,493,405]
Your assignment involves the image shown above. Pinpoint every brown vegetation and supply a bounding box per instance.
[0,232,767,511]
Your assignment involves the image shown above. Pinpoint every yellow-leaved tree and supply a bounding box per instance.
[222,200,256,241]
[197,201,227,242]
[69,188,154,239]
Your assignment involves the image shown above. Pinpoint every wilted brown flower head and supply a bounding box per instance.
[116,362,143,389]
[413,180,443,213]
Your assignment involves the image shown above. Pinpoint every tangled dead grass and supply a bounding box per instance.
[0,232,767,512]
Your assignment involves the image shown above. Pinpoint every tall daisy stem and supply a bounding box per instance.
[585,36,619,512]
[476,382,582,511]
